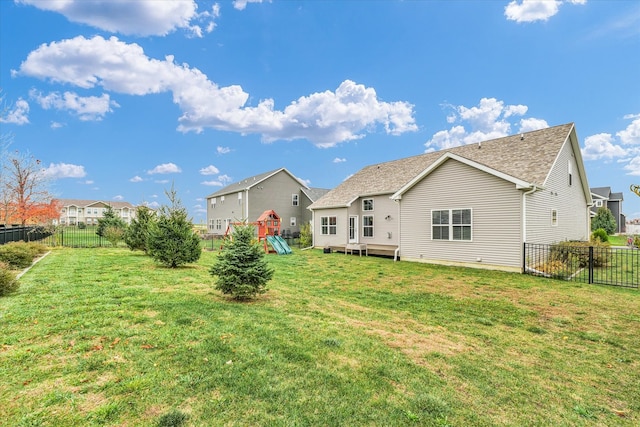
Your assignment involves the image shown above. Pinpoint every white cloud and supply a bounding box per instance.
[50,121,65,129]
[41,162,87,179]
[333,157,347,163]
[201,173,233,186]
[425,98,542,151]
[617,117,640,145]
[130,175,144,182]
[148,163,182,174]
[17,0,217,37]
[201,180,224,187]
[200,165,220,175]
[0,98,30,125]
[505,0,586,23]
[113,195,124,201]
[624,156,640,176]
[16,36,417,147]
[31,90,119,121]
[233,0,268,11]
[83,180,94,185]
[217,146,231,154]
[581,133,628,161]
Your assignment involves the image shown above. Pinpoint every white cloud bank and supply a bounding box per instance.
[505,0,586,23]
[30,89,119,121]
[233,0,269,11]
[581,116,640,176]
[17,0,219,37]
[15,35,417,147]
[425,98,548,151]
[148,163,182,174]
[0,98,30,125]
[41,162,87,179]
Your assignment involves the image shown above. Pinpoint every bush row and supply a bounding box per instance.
[0,241,48,297]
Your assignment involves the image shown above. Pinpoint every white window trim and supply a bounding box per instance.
[431,208,472,241]
[320,216,337,235]
[362,198,374,211]
[292,194,299,206]
[551,209,558,227]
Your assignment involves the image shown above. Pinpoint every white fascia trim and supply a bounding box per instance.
[391,152,533,200]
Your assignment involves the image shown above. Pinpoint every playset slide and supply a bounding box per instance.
[266,235,292,254]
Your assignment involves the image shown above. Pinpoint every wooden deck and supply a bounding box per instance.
[327,243,399,259]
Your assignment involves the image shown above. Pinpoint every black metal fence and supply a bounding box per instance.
[0,226,52,245]
[524,243,638,289]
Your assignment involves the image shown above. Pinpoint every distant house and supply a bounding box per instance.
[54,199,138,226]
[309,123,592,272]
[590,187,625,233]
[205,168,329,237]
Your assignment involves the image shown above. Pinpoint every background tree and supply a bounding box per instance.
[96,205,127,237]
[124,205,155,253]
[147,185,201,268]
[1,151,54,225]
[299,222,312,248]
[210,223,274,300]
[591,207,617,235]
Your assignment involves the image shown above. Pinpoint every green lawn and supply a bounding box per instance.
[1,248,639,426]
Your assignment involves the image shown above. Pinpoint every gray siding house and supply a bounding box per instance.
[206,168,329,237]
[590,187,625,234]
[309,123,592,272]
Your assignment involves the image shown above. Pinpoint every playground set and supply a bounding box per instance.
[222,210,292,255]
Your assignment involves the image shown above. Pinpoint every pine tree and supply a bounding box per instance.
[210,224,274,300]
[124,205,155,252]
[96,205,127,237]
[591,207,617,235]
[147,185,201,268]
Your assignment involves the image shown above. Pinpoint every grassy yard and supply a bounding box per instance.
[1,248,639,426]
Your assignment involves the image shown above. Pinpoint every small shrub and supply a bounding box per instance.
[157,410,189,427]
[78,222,86,229]
[550,240,611,269]
[591,228,608,243]
[0,242,35,269]
[299,222,312,248]
[634,236,640,248]
[104,225,125,247]
[0,261,19,296]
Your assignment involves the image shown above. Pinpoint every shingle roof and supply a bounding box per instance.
[302,187,331,202]
[206,167,309,198]
[56,199,136,209]
[310,123,575,209]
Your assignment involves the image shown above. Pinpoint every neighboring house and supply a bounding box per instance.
[309,123,592,272]
[54,199,138,226]
[590,187,625,233]
[205,168,329,237]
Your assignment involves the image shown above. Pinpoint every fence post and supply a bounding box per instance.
[588,246,594,284]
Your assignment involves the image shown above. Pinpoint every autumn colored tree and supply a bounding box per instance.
[0,151,55,226]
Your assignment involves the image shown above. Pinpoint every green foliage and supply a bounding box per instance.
[157,410,189,427]
[590,207,617,235]
[0,241,36,269]
[124,206,155,252]
[96,206,127,238]
[0,261,19,296]
[591,228,609,243]
[299,222,312,248]
[210,224,274,300]
[103,225,125,247]
[550,240,611,271]
[634,236,640,248]
[147,185,201,268]
[77,222,86,229]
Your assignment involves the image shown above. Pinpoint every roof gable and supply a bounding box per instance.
[310,123,579,210]
[206,168,309,198]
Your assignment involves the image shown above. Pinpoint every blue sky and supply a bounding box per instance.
[1,0,639,224]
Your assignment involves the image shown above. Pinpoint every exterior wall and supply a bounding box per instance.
[312,207,349,248]
[206,170,306,236]
[608,200,623,233]
[58,202,136,225]
[399,159,523,270]
[300,193,314,229]
[525,140,590,244]
[351,195,399,246]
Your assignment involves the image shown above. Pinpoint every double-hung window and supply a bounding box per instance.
[292,194,299,206]
[363,215,374,237]
[321,216,337,235]
[432,209,472,241]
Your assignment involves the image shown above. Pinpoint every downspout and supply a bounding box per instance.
[244,188,250,221]
[394,198,401,262]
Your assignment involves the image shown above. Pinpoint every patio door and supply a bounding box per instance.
[348,215,358,243]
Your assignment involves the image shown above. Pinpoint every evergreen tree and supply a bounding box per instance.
[591,207,617,235]
[124,205,155,252]
[147,185,201,268]
[96,205,127,237]
[210,224,274,300]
